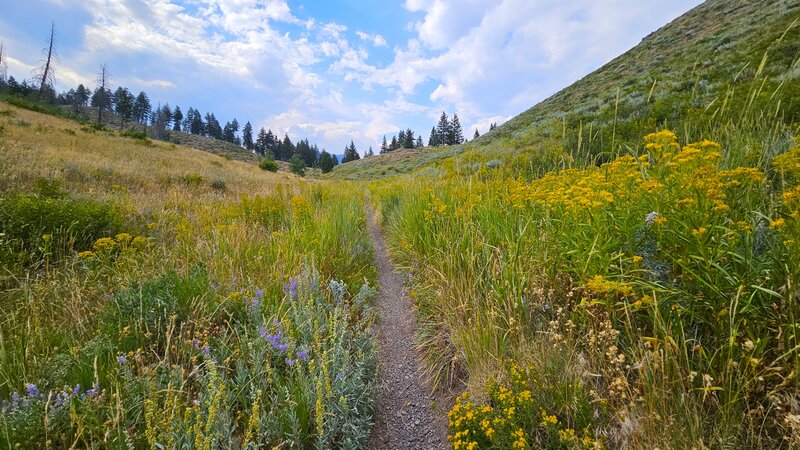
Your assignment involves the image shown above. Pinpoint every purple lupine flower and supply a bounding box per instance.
[285,358,296,367]
[283,276,299,299]
[25,384,38,396]
[297,347,309,362]
[255,288,264,299]
[72,384,81,396]
[203,345,211,356]
[86,381,100,397]
[10,392,19,407]
[117,355,128,364]
[193,338,200,349]
[645,211,659,225]
[251,298,260,310]
[259,326,267,338]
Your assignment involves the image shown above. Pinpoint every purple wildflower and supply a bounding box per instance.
[72,384,81,395]
[645,211,659,225]
[285,358,296,367]
[86,381,100,397]
[203,345,211,356]
[193,338,200,349]
[25,383,38,396]
[283,276,299,299]
[297,347,309,362]
[255,288,264,299]
[251,298,260,310]
[10,392,19,407]
[259,326,267,338]
[117,355,127,364]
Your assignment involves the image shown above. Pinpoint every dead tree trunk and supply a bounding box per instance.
[38,23,55,94]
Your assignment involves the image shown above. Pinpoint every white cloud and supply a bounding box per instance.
[356,31,387,47]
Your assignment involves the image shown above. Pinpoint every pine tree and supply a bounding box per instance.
[112,87,134,129]
[242,121,254,151]
[289,153,306,176]
[390,136,398,151]
[416,135,424,147]
[255,127,268,156]
[450,113,464,145]
[474,128,480,139]
[319,151,335,173]
[404,128,415,148]
[398,130,406,149]
[366,146,374,157]
[380,135,388,154]
[172,106,183,131]
[342,141,360,163]
[436,111,450,146]
[428,126,438,147]
[278,134,295,161]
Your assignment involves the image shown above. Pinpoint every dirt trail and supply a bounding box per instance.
[365,206,450,450]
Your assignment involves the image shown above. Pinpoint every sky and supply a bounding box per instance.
[0,0,703,155]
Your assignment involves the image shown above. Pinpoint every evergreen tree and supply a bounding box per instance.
[255,127,268,156]
[132,91,150,125]
[332,154,339,166]
[450,113,464,145]
[380,135,388,154]
[474,128,480,139]
[205,113,222,139]
[366,146,374,157]
[172,106,183,131]
[278,134,295,161]
[289,153,305,176]
[416,135,424,147]
[342,140,360,163]
[242,121,254,151]
[390,136,398,151]
[398,130,406,149]
[266,130,279,157]
[404,128,415,148]
[319,150,335,173]
[428,126,438,147]
[90,85,111,122]
[222,121,235,143]
[112,87,134,129]
[436,111,450,146]
[161,103,172,130]
[73,84,89,113]
[489,122,497,131]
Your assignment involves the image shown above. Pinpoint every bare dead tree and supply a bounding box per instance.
[0,42,7,81]
[96,64,110,124]
[35,23,57,94]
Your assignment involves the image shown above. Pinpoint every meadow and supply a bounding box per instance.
[0,105,378,448]
[370,110,800,449]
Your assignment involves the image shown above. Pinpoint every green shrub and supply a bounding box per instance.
[119,129,147,140]
[210,178,227,191]
[258,158,279,172]
[179,173,205,185]
[0,192,125,267]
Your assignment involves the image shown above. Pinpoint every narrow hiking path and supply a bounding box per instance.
[365,206,450,450]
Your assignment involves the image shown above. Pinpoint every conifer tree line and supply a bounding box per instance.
[428,111,465,147]
[0,28,338,172]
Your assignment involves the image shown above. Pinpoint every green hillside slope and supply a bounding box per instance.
[334,0,800,180]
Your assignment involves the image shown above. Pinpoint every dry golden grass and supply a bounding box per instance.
[0,102,297,206]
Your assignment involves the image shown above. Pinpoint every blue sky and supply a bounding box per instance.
[0,0,702,155]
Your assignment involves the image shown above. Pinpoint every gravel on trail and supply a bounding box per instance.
[365,207,451,450]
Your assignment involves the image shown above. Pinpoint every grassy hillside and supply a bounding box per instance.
[361,0,800,448]
[0,102,379,448]
[335,0,800,181]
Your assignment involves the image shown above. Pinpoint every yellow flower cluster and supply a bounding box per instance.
[423,190,448,222]
[448,361,602,449]
[496,132,765,224]
[586,275,635,298]
[773,142,800,180]
[80,233,149,260]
